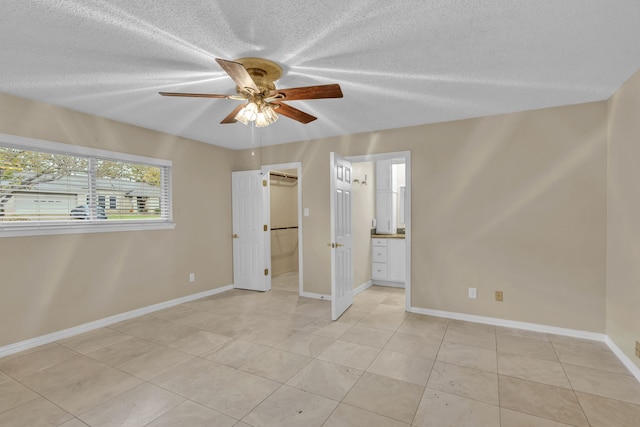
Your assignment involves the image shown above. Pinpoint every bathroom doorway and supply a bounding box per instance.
[346,151,411,311]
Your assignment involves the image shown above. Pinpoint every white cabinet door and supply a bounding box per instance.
[371,246,388,263]
[398,186,406,226]
[375,190,397,234]
[388,239,406,282]
[375,159,393,190]
[372,262,388,280]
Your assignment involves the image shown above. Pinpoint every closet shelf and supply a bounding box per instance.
[271,226,299,231]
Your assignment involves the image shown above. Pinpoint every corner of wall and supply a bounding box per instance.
[604,66,640,371]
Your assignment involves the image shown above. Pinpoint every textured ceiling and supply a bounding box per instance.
[2,1,640,150]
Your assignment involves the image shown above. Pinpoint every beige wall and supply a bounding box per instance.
[0,89,612,348]
[0,92,235,347]
[607,68,640,369]
[352,161,375,289]
[236,102,608,332]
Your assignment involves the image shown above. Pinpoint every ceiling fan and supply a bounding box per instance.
[159,57,343,127]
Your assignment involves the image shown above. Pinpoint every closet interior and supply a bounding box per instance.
[269,169,299,291]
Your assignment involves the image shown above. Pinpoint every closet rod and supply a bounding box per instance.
[269,171,298,180]
[271,226,299,231]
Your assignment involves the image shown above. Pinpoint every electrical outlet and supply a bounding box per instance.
[495,291,503,302]
[635,341,640,359]
[189,273,195,283]
[468,288,477,299]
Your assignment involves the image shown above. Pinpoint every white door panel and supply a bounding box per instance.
[330,152,353,320]
[232,170,268,291]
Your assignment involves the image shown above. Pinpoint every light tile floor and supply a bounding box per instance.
[1,274,640,426]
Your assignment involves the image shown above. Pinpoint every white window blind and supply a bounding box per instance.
[0,133,173,236]
[1,148,89,222]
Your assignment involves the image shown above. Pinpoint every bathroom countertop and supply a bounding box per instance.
[371,234,405,239]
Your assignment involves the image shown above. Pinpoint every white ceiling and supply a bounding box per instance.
[2,1,639,150]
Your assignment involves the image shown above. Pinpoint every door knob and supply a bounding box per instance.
[335,243,344,247]
[233,233,239,239]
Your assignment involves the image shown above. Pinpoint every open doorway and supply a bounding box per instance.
[262,162,303,296]
[346,152,411,311]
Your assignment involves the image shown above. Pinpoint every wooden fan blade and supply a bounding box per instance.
[220,104,244,124]
[215,58,259,93]
[272,102,317,124]
[271,84,343,101]
[159,92,231,99]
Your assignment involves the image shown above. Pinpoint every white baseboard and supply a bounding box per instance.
[605,336,640,383]
[0,285,233,358]
[371,280,405,288]
[354,280,373,296]
[410,306,640,382]
[300,292,331,300]
[408,306,607,342]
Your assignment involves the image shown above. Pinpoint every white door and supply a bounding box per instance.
[330,152,353,320]
[388,238,406,282]
[232,170,269,291]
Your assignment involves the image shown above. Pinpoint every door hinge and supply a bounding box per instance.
[262,180,267,187]
[264,268,269,276]
[264,224,268,231]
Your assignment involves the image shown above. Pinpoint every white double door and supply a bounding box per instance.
[231,155,353,321]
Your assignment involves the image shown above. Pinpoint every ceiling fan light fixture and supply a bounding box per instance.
[241,102,259,121]
[255,104,278,127]
[256,113,278,127]
[234,107,250,125]
[264,105,278,122]
[255,113,269,127]
[236,102,278,127]
[256,112,271,128]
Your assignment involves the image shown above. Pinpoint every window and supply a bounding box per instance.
[1,133,173,237]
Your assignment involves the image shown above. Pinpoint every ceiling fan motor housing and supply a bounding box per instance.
[234,57,282,95]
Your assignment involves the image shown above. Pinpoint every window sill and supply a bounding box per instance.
[0,221,176,238]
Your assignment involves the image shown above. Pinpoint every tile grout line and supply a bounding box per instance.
[0,345,85,425]
[322,289,410,425]
[550,339,592,427]
[410,316,449,426]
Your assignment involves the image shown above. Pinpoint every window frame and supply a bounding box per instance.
[0,133,175,238]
